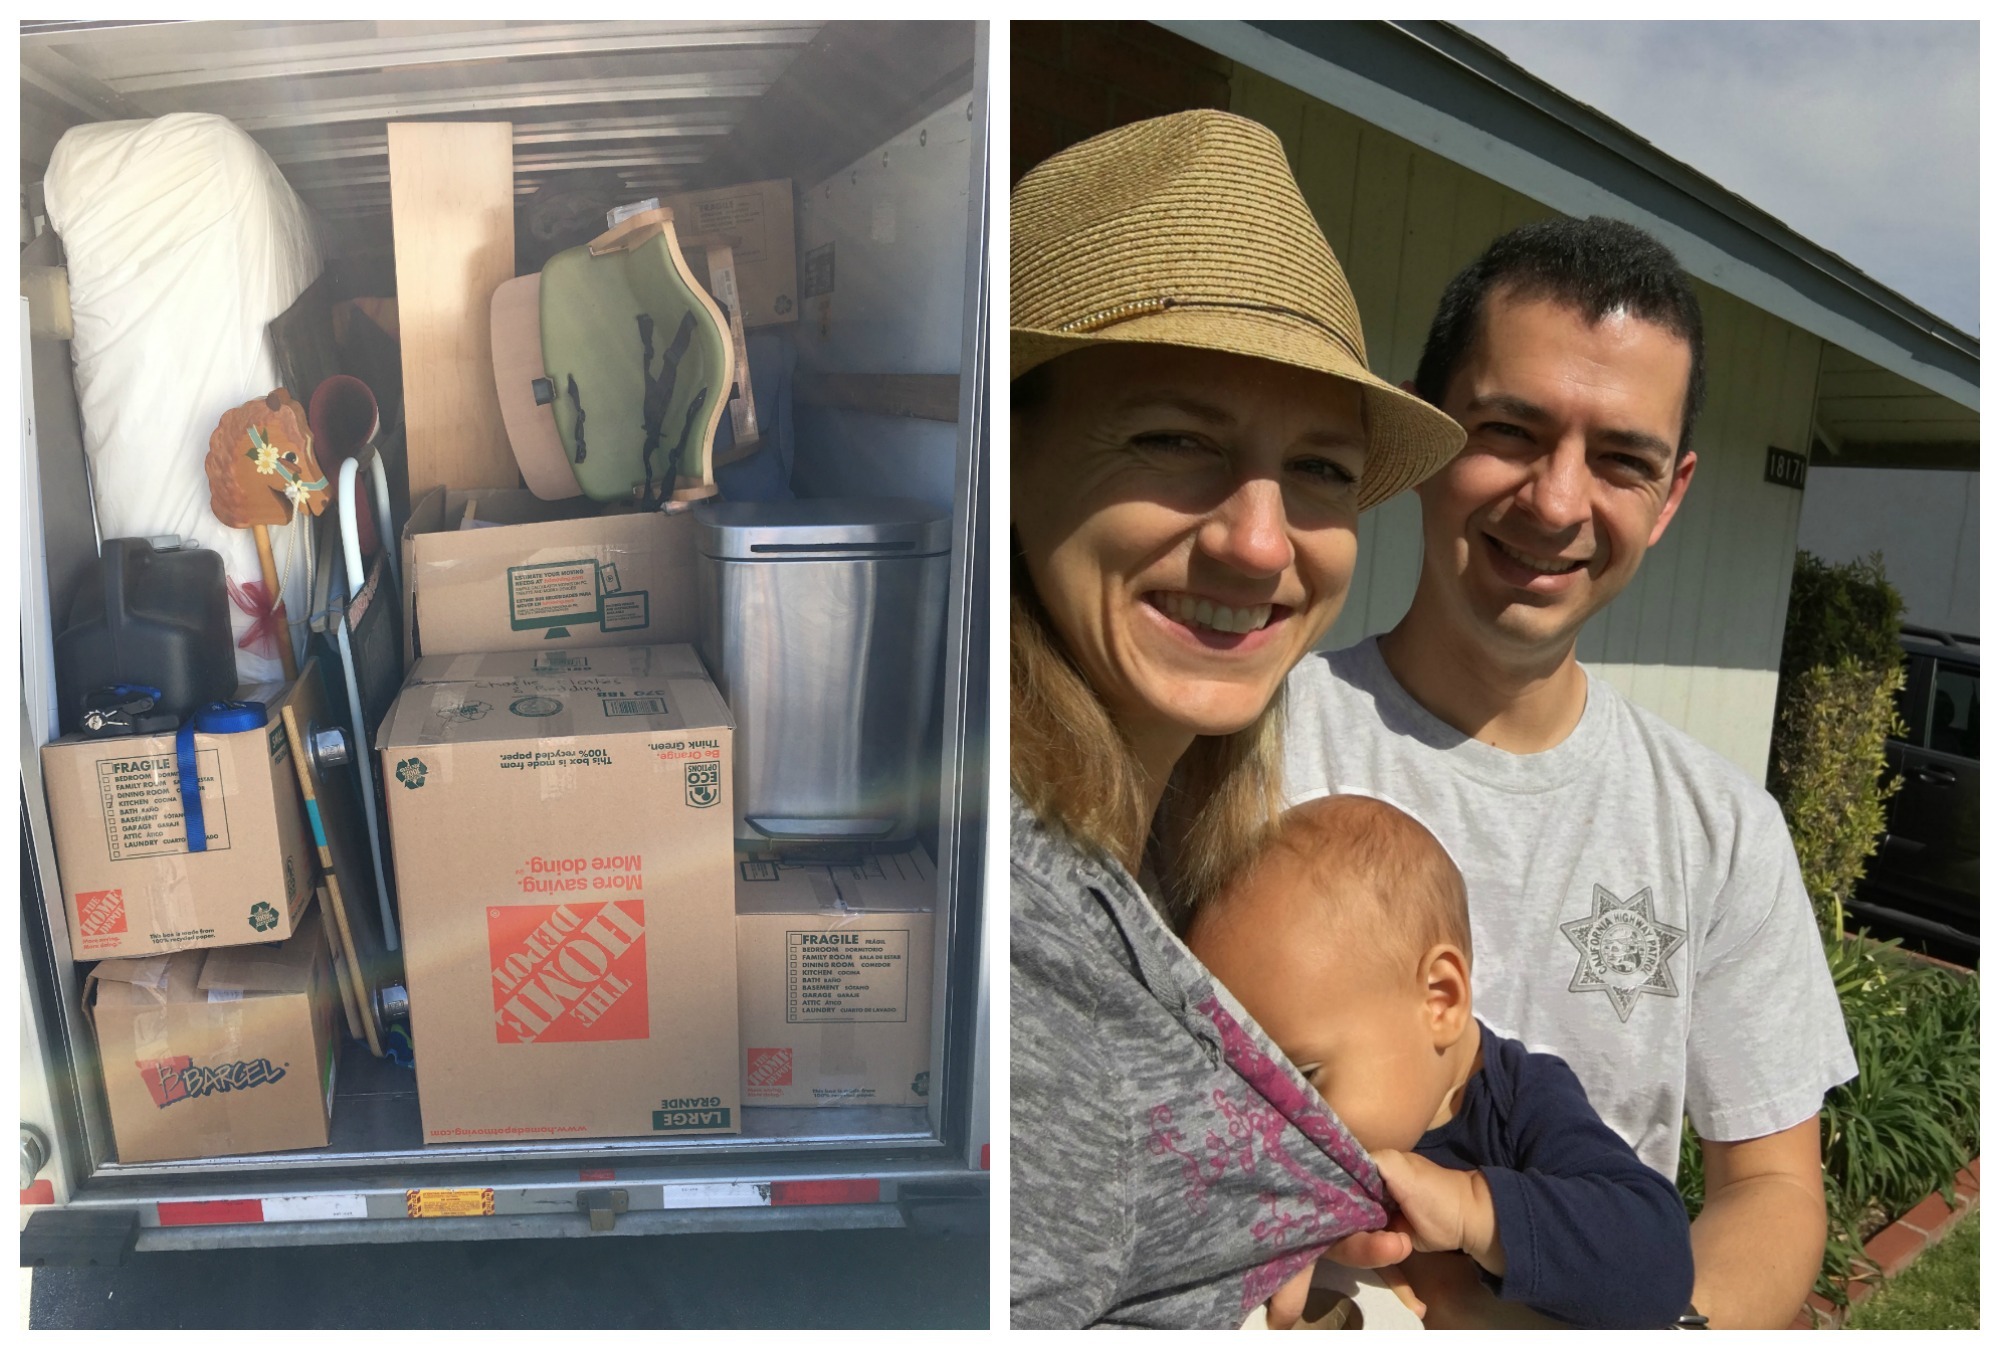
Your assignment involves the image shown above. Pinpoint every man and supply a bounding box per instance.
[1284,215,1856,1329]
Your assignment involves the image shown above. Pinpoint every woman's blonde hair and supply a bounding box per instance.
[1010,552,1284,928]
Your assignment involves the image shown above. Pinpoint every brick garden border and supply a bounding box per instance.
[1791,1156,1980,1329]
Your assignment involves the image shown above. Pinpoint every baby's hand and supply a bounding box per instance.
[1371,1150,1504,1277]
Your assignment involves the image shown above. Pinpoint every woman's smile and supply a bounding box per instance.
[1144,590,1286,640]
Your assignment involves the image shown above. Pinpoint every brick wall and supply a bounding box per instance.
[1012,22,1234,184]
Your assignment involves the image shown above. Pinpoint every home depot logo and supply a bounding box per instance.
[77,889,128,943]
[489,900,647,1045]
[747,1047,793,1089]
[137,1055,287,1108]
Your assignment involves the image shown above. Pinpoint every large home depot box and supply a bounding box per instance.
[401,487,702,663]
[84,906,339,1163]
[40,680,316,960]
[663,178,797,329]
[735,847,936,1108]
[377,643,739,1142]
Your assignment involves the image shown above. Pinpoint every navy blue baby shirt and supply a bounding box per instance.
[1413,1021,1695,1328]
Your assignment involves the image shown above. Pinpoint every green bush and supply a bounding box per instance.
[1767,551,1907,939]
[1675,554,1972,1319]
[1675,936,1980,1311]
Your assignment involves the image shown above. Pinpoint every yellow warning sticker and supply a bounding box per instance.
[405,1188,495,1218]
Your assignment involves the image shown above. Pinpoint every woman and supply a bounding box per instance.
[1010,111,1466,1328]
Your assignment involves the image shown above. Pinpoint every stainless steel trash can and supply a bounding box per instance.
[693,498,952,853]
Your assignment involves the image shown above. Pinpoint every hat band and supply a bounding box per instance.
[1053,296,1363,364]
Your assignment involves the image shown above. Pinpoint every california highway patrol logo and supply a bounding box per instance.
[1560,885,1687,1022]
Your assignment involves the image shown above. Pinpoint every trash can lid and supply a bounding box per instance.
[692,497,952,558]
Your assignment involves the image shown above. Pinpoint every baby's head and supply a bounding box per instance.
[1186,794,1476,1154]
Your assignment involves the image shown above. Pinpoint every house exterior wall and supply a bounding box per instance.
[1795,467,1980,638]
[1233,68,1823,778]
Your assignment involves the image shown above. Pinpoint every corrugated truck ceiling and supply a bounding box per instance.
[22,20,978,224]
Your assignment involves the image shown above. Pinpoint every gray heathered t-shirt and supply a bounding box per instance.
[1283,639,1857,1180]
[1010,795,1387,1329]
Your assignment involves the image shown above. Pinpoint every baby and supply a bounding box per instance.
[1186,794,1695,1330]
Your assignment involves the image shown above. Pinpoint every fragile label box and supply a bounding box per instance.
[662,179,797,329]
[40,680,317,960]
[377,643,740,1142]
[84,905,339,1163]
[735,848,936,1108]
[401,487,702,663]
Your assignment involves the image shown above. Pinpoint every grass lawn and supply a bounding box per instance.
[1844,1212,1979,1330]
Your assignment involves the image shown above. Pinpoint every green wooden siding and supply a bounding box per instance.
[1233,68,1822,777]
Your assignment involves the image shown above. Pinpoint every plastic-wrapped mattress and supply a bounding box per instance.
[45,111,322,684]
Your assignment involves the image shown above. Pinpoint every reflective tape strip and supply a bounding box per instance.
[981,1143,990,1170]
[657,1182,767,1209]
[770,1179,881,1206]
[406,1188,494,1218]
[157,1198,264,1226]
[261,1193,368,1222]
[20,1180,55,1206]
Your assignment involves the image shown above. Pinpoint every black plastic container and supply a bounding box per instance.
[54,537,239,736]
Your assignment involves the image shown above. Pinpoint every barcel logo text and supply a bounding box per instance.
[138,1055,287,1108]
[488,900,648,1045]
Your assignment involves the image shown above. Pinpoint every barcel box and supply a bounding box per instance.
[84,905,338,1163]
[377,644,739,1142]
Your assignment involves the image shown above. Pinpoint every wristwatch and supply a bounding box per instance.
[1674,1303,1710,1329]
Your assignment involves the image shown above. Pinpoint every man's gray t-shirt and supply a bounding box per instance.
[1284,639,1857,1179]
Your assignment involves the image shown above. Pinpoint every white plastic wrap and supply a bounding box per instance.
[45,112,322,684]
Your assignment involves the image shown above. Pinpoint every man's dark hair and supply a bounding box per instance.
[1413,215,1706,458]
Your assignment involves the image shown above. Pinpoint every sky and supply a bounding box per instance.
[1455,21,1979,337]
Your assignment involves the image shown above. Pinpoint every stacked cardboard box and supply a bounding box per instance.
[377,643,740,1142]
[399,488,706,663]
[84,906,339,1162]
[735,848,936,1108]
[39,679,316,960]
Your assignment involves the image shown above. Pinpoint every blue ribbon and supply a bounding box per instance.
[178,701,267,853]
[177,718,207,854]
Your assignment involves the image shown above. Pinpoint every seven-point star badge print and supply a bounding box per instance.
[1560,885,1687,1023]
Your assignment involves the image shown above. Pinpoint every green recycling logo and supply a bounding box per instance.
[249,901,280,933]
[396,757,428,790]
[911,1070,930,1099]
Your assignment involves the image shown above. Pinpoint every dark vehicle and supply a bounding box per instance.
[1852,627,1979,960]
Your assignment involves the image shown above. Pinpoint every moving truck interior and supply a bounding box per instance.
[20,19,990,1256]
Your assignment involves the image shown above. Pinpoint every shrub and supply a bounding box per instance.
[1766,551,1906,939]
[1676,936,1981,1312]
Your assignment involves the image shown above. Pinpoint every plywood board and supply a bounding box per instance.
[388,122,520,500]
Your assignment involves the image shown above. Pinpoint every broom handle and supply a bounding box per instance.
[253,523,299,680]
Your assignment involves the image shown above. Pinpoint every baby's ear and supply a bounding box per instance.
[1420,943,1473,1048]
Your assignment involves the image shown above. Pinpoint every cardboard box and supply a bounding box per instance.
[401,487,702,663]
[377,644,740,1143]
[40,680,317,960]
[84,906,339,1162]
[663,179,797,329]
[735,847,936,1108]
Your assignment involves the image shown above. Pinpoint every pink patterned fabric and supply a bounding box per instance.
[1149,996,1387,1312]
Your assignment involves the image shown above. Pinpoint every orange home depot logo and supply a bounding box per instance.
[489,900,648,1045]
[77,889,128,946]
[747,1047,793,1089]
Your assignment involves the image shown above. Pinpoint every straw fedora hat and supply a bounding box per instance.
[1012,110,1464,510]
